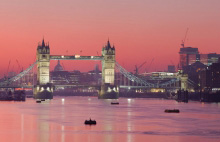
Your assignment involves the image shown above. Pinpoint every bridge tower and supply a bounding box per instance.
[33,39,53,99]
[99,40,119,99]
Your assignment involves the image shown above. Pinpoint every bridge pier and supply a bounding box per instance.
[98,83,119,99]
[33,84,54,99]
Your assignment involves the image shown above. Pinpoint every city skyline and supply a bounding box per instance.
[0,0,220,77]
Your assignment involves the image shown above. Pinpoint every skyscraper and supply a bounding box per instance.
[179,47,199,69]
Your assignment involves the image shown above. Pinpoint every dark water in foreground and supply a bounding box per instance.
[0,96,220,142]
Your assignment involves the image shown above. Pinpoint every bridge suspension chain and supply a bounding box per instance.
[115,62,155,87]
[0,61,37,86]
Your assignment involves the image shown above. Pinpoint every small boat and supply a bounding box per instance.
[164,109,180,113]
[111,102,119,105]
[36,100,41,103]
[84,118,96,125]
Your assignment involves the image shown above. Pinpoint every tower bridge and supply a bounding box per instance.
[33,39,117,99]
[0,39,194,100]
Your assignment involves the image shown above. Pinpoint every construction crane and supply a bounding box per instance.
[16,59,22,73]
[6,60,11,78]
[11,65,14,73]
[181,28,189,48]
[134,61,146,75]
[145,58,154,73]
[148,58,154,71]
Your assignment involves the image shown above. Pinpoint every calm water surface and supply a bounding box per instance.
[0,96,220,142]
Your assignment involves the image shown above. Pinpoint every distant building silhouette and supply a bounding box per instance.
[51,61,101,88]
[179,46,220,72]
[168,65,175,73]
[54,60,63,71]
[179,47,199,69]
[199,60,220,92]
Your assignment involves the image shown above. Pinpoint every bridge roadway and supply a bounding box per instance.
[50,55,103,60]
[0,84,100,89]
[119,85,180,89]
[0,85,180,90]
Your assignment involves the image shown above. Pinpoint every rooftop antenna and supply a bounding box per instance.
[181,28,189,48]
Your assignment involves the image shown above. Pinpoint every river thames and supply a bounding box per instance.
[0,96,220,142]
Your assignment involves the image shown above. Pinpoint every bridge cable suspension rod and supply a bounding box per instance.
[115,62,154,87]
[0,61,37,86]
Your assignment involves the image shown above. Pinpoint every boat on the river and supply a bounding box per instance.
[36,100,41,103]
[111,102,119,105]
[164,109,180,113]
[84,118,96,125]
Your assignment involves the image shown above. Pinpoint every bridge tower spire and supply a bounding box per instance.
[99,40,119,99]
[33,39,53,99]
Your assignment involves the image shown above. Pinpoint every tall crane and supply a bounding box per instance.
[181,28,189,48]
[6,60,11,77]
[145,58,154,72]
[134,61,146,75]
[16,59,21,73]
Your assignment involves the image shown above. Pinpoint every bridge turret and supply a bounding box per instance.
[37,39,50,55]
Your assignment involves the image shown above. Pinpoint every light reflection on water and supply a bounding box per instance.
[0,96,220,142]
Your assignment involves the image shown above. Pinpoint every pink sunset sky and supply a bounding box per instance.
[0,0,220,77]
